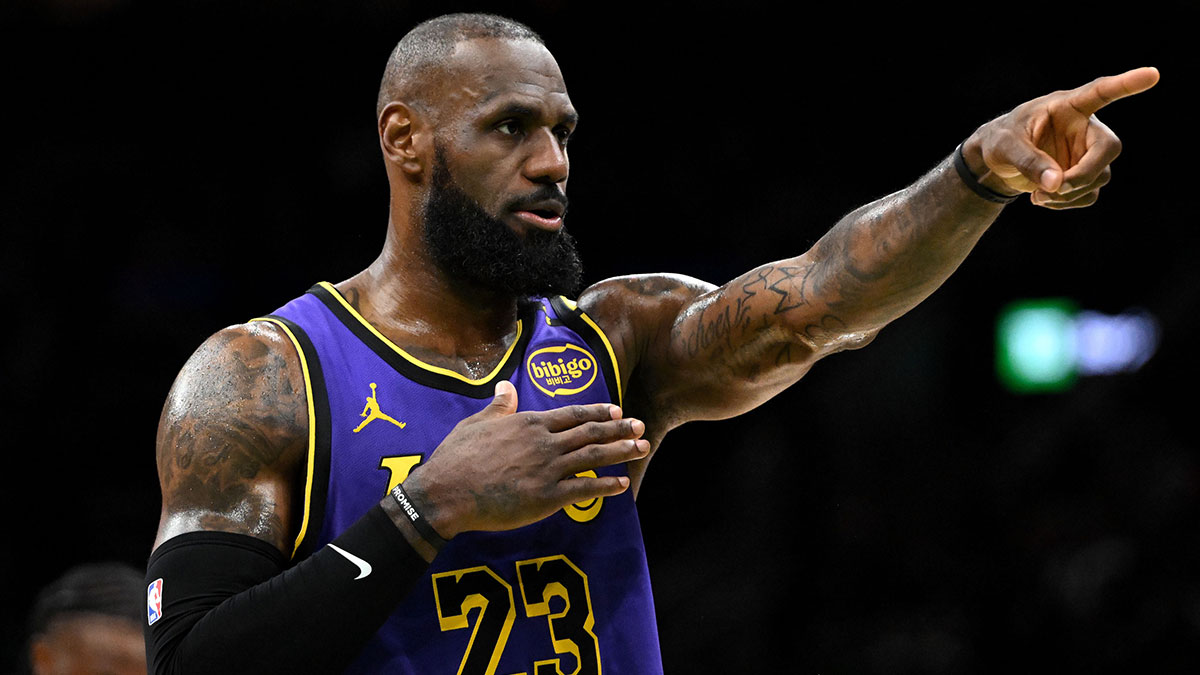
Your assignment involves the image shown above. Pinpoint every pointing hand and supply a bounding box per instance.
[961,67,1159,209]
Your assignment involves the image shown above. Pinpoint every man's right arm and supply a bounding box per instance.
[153,321,309,555]
[147,321,436,674]
[147,321,649,674]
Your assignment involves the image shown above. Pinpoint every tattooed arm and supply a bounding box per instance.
[152,322,309,553]
[147,322,448,674]
[580,68,1159,475]
[583,159,999,434]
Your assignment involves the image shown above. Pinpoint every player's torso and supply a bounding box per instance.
[258,282,663,675]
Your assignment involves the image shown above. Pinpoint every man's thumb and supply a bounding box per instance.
[1011,141,1063,192]
[486,380,518,415]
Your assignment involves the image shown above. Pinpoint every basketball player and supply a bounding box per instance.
[26,563,146,675]
[142,13,1158,675]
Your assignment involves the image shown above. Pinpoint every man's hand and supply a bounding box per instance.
[402,381,649,540]
[962,66,1159,209]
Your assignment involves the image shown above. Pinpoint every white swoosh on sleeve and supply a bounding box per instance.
[328,544,373,580]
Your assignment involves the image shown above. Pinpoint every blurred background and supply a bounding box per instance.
[2,1,1196,672]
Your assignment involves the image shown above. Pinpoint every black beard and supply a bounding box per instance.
[421,151,583,299]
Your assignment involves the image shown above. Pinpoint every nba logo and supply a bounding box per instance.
[147,578,163,625]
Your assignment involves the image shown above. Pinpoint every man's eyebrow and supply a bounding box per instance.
[486,100,579,127]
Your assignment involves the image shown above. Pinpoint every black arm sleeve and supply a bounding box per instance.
[144,504,429,675]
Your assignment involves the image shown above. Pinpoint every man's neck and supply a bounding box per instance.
[335,234,523,381]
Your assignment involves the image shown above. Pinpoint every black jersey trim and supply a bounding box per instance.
[308,282,537,399]
[549,296,624,408]
[250,314,331,562]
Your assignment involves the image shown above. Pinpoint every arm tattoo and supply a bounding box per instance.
[798,156,998,331]
[669,156,1000,379]
[594,156,1000,424]
[156,325,308,549]
[675,263,820,364]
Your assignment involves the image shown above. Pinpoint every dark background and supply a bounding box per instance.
[3,1,1196,672]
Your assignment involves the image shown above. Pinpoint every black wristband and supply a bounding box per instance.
[954,143,1020,204]
[391,482,449,550]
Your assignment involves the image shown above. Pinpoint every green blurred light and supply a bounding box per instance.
[996,299,1078,393]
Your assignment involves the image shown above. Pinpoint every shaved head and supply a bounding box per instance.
[376,13,544,118]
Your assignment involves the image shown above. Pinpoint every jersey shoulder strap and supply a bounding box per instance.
[547,295,623,408]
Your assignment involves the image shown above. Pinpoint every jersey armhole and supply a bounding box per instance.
[249,315,332,562]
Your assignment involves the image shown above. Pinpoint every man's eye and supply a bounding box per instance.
[496,120,522,136]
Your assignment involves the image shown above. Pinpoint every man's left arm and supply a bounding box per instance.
[580,67,1159,434]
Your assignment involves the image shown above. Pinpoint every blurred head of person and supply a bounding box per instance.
[25,562,146,675]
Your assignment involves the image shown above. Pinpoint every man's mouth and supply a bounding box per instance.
[511,199,566,230]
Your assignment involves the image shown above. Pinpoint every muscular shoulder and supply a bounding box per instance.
[153,321,309,553]
[578,274,712,361]
[579,273,713,318]
[576,274,714,422]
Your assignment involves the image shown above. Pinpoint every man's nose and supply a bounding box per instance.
[522,128,568,185]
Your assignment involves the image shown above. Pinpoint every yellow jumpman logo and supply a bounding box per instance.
[353,382,406,433]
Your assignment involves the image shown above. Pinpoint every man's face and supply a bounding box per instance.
[419,38,583,298]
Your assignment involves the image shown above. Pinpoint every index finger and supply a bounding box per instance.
[1067,67,1160,115]
[535,402,622,432]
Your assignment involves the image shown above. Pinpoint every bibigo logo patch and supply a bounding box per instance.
[527,344,597,397]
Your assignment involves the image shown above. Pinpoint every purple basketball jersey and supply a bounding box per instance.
[255,282,663,675]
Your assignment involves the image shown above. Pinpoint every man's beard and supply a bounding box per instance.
[421,150,583,299]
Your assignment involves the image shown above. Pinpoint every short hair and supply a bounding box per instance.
[27,562,144,636]
[375,13,545,118]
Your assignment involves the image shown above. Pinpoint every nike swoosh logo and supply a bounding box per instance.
[328,544,372,580]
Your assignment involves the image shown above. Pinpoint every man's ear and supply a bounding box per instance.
[378,101,430,178]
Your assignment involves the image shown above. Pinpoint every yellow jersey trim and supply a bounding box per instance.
[316,281,524,386]
[250,316,318,560]
[573,301,624,409]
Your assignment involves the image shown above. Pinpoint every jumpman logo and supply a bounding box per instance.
[353,382,406,433]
